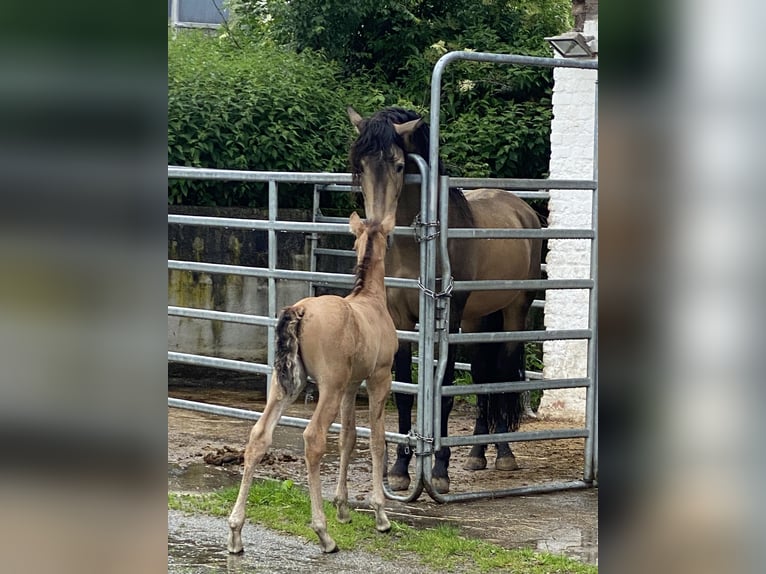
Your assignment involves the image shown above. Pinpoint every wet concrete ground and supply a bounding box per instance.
[168,439,598,570]
[169,509,444,574]
[168,381,597,570]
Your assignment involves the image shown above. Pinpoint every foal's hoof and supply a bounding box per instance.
[321,541,339,554]
[430,476,450,495]
[463,456,488,471]
[495,454,519,471]
[227,531,244,554]
[387,473,411,491]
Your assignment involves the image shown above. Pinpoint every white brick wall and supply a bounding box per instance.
[540,19,598,420]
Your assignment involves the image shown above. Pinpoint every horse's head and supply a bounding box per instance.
[348,107,426,222]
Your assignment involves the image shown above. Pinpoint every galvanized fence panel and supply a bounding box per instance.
[416,52,598,502]
[167,52,598,504]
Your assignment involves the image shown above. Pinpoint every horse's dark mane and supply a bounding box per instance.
[350,221,380,296]
[349,106,474,227]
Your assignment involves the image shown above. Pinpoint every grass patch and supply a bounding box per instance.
[169,479,596,574]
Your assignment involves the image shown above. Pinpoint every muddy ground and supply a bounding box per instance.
[168,370,598,564]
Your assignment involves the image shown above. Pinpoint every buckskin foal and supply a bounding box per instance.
[227,213,398,554]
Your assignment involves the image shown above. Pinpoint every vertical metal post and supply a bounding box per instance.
[419,158,438,486]
[309,185,320,297]
[432,174,453,453]
[267,180,278,397]
[583,80,598,481]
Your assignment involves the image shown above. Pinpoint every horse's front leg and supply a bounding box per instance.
[430,302,464,495]
[366,367,393,533]
[388,342,414,491]
[430,342,455,494]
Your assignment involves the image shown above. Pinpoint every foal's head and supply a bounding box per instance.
[348,107,425,222]
[348,211,395,295]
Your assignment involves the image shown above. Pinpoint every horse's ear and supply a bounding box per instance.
[393,118,423,137]
[381,213,396,236]
[349,211,364,236]
[347,107,363,133]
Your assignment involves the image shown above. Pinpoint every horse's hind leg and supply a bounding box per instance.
[334,384,359,524]
[389,342,414,491]
[489,342,524,470]
[304,381,343,553]
[463,391,489,470]
[228,376,296,553]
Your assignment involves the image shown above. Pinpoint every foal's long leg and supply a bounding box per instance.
[304,382,343,553]
[334,384,359,524]
[389,341,414,491]
[228,376,295,554]
[366,368,392,533]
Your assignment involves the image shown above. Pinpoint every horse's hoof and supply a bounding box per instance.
[387,473,411,491]
[463,456,487,471]
[430,476,450,494]
[376,518,392,533]
[495,454,519,471]
[322,541,339,554]
[227,531,244,554]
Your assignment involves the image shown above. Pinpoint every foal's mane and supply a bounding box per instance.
[350,220,381,296]
[348,106,474,227]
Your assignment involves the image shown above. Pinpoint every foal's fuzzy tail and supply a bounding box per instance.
[274,306,307,398]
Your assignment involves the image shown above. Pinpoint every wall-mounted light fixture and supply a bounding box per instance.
[545,31,597,58]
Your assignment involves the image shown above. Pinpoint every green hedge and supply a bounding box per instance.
[169,31,376,208]
[169,0,571,208]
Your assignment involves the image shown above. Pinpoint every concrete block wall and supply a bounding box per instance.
[540,18,598,420]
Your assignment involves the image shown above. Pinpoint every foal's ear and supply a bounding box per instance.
[349,211,364,237]
[347,107,363,133]
[381,213,396,236]
[393,118,423,137]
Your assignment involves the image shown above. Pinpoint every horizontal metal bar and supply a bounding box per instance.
[168,166,595,191]
[168,306,275,327]
[437,50,599,70]
[168,213,349,233]
[432,480,592,504]
[510,191,549,199]
[169,166,354,183]
[168,213,413,237]
[313,248,356,258]
[168,351,272,375]
[441,378,591,396]
[448,329,592,343]
[168,397,409,444]
[446,227,594,239]
[453,278,593,291]
[450,177,596,190]
[531,300,544,309]
[439,427,589,447]
[389,381,419,395]
[315,185,357,192]
[168,166,421,186]
[167,260,420,289]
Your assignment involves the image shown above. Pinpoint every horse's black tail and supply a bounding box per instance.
[485,343,524,434]
[472,311,523,434]
[273,306,307,398]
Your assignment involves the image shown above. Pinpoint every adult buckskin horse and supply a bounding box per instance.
[347,106,543,494]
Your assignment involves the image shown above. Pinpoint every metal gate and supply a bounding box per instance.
[167,51,598,504]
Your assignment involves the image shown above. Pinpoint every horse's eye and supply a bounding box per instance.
[395,163,405,173]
